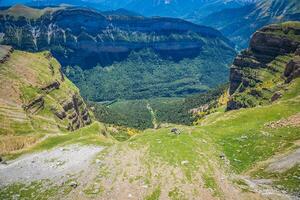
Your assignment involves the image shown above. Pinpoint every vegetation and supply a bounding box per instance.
[229,54,294,109]
[145,187,161,200]
[91,85,227,129]
[4,122,114,160]
[0,179,76,200]
[66,48,233,101]
[1,19,300,200]
[88,76,300,198]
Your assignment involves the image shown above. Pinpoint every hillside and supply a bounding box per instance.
[0,45,95,155]
[0,22,299,200]
[227,22,300,110]
[78,21,300,199]
[198,0,300,49]
[0,5,236,101]
[0,0,257,18]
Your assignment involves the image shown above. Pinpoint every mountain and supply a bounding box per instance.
[0,0,255,17]
[0,21,300,200]
[197,0,300,49]
[0,5,236,101]
[0,45,92,138]
[227,21,300,110]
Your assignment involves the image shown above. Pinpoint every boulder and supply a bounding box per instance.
[69,181,78,188]
[284,59,300,83]
[271,92,282,102]
[171,128,181,135]
[41,81,60,94]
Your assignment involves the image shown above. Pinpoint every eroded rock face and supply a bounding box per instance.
[0,45,92,136]
[0,45,13,63]
[284,58,300,83]
[0,7,232,69]
[23,96,45,114]
[250,27,300,63]
[227,23,300,111]
[59,93,92,131]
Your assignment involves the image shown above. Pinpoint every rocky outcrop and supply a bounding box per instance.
[59,94,92,131]
[227,22,300,111]
[41,81,60,93]
[23,82,92,131]
[284,58,300,83]
[249,26,300,63]
[0,45,13,63]
[0,45,92,134]
[23,96,44,114]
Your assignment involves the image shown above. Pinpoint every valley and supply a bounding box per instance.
[0,1,299,200]
[0,5,235,102]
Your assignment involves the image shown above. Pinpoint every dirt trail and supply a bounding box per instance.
[0,145,103,187]
[266,148,300,173]
[146,103,158,129]
[240,176,295,200]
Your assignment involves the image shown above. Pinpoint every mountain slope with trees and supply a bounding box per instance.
[0,5,236,101]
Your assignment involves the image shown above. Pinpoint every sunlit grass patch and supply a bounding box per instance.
[4,122,114,160]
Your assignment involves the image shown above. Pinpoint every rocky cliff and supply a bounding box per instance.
[227,22,300,110]
[0,5,234,69]
[0,45,92,135]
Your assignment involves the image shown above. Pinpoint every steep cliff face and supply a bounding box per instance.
[0,5,234,69]
[0,45,92,135]
[227,22,300,110]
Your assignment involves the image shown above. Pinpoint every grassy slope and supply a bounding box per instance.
[0,4,62,19]
[0,48,117,158]
[1,67,299,199]
[80,77,300,199]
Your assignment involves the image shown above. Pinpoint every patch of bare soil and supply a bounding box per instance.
[266,113,300,128]
[266,148,300,173]
[70,144,264,200]
[238,176,294,200]
[0,145,103,187]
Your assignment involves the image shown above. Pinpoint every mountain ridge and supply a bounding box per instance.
[198,0,300,48]
[0,5,236,101]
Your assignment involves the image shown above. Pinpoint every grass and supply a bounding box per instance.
[0,49,104,156]
[83,182,104,197]
[20,86,40,104]
[251,164,300,194]
[201,100,300,173]
[0,5,61,20]
[266,21,300,42]
[129,127,202,180]
[4,122,114,160]
[168,187,187,200]
[202,173,222,197]
[0,135,41,155]
[0,180,62,200]
[110,77,300,196]
[145,187,161,200]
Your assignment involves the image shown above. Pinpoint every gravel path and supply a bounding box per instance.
[267,148,300,173]
[0,145,103,187]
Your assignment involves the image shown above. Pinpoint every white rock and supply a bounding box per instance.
[181,160,189,165]
[95,159,101,164]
